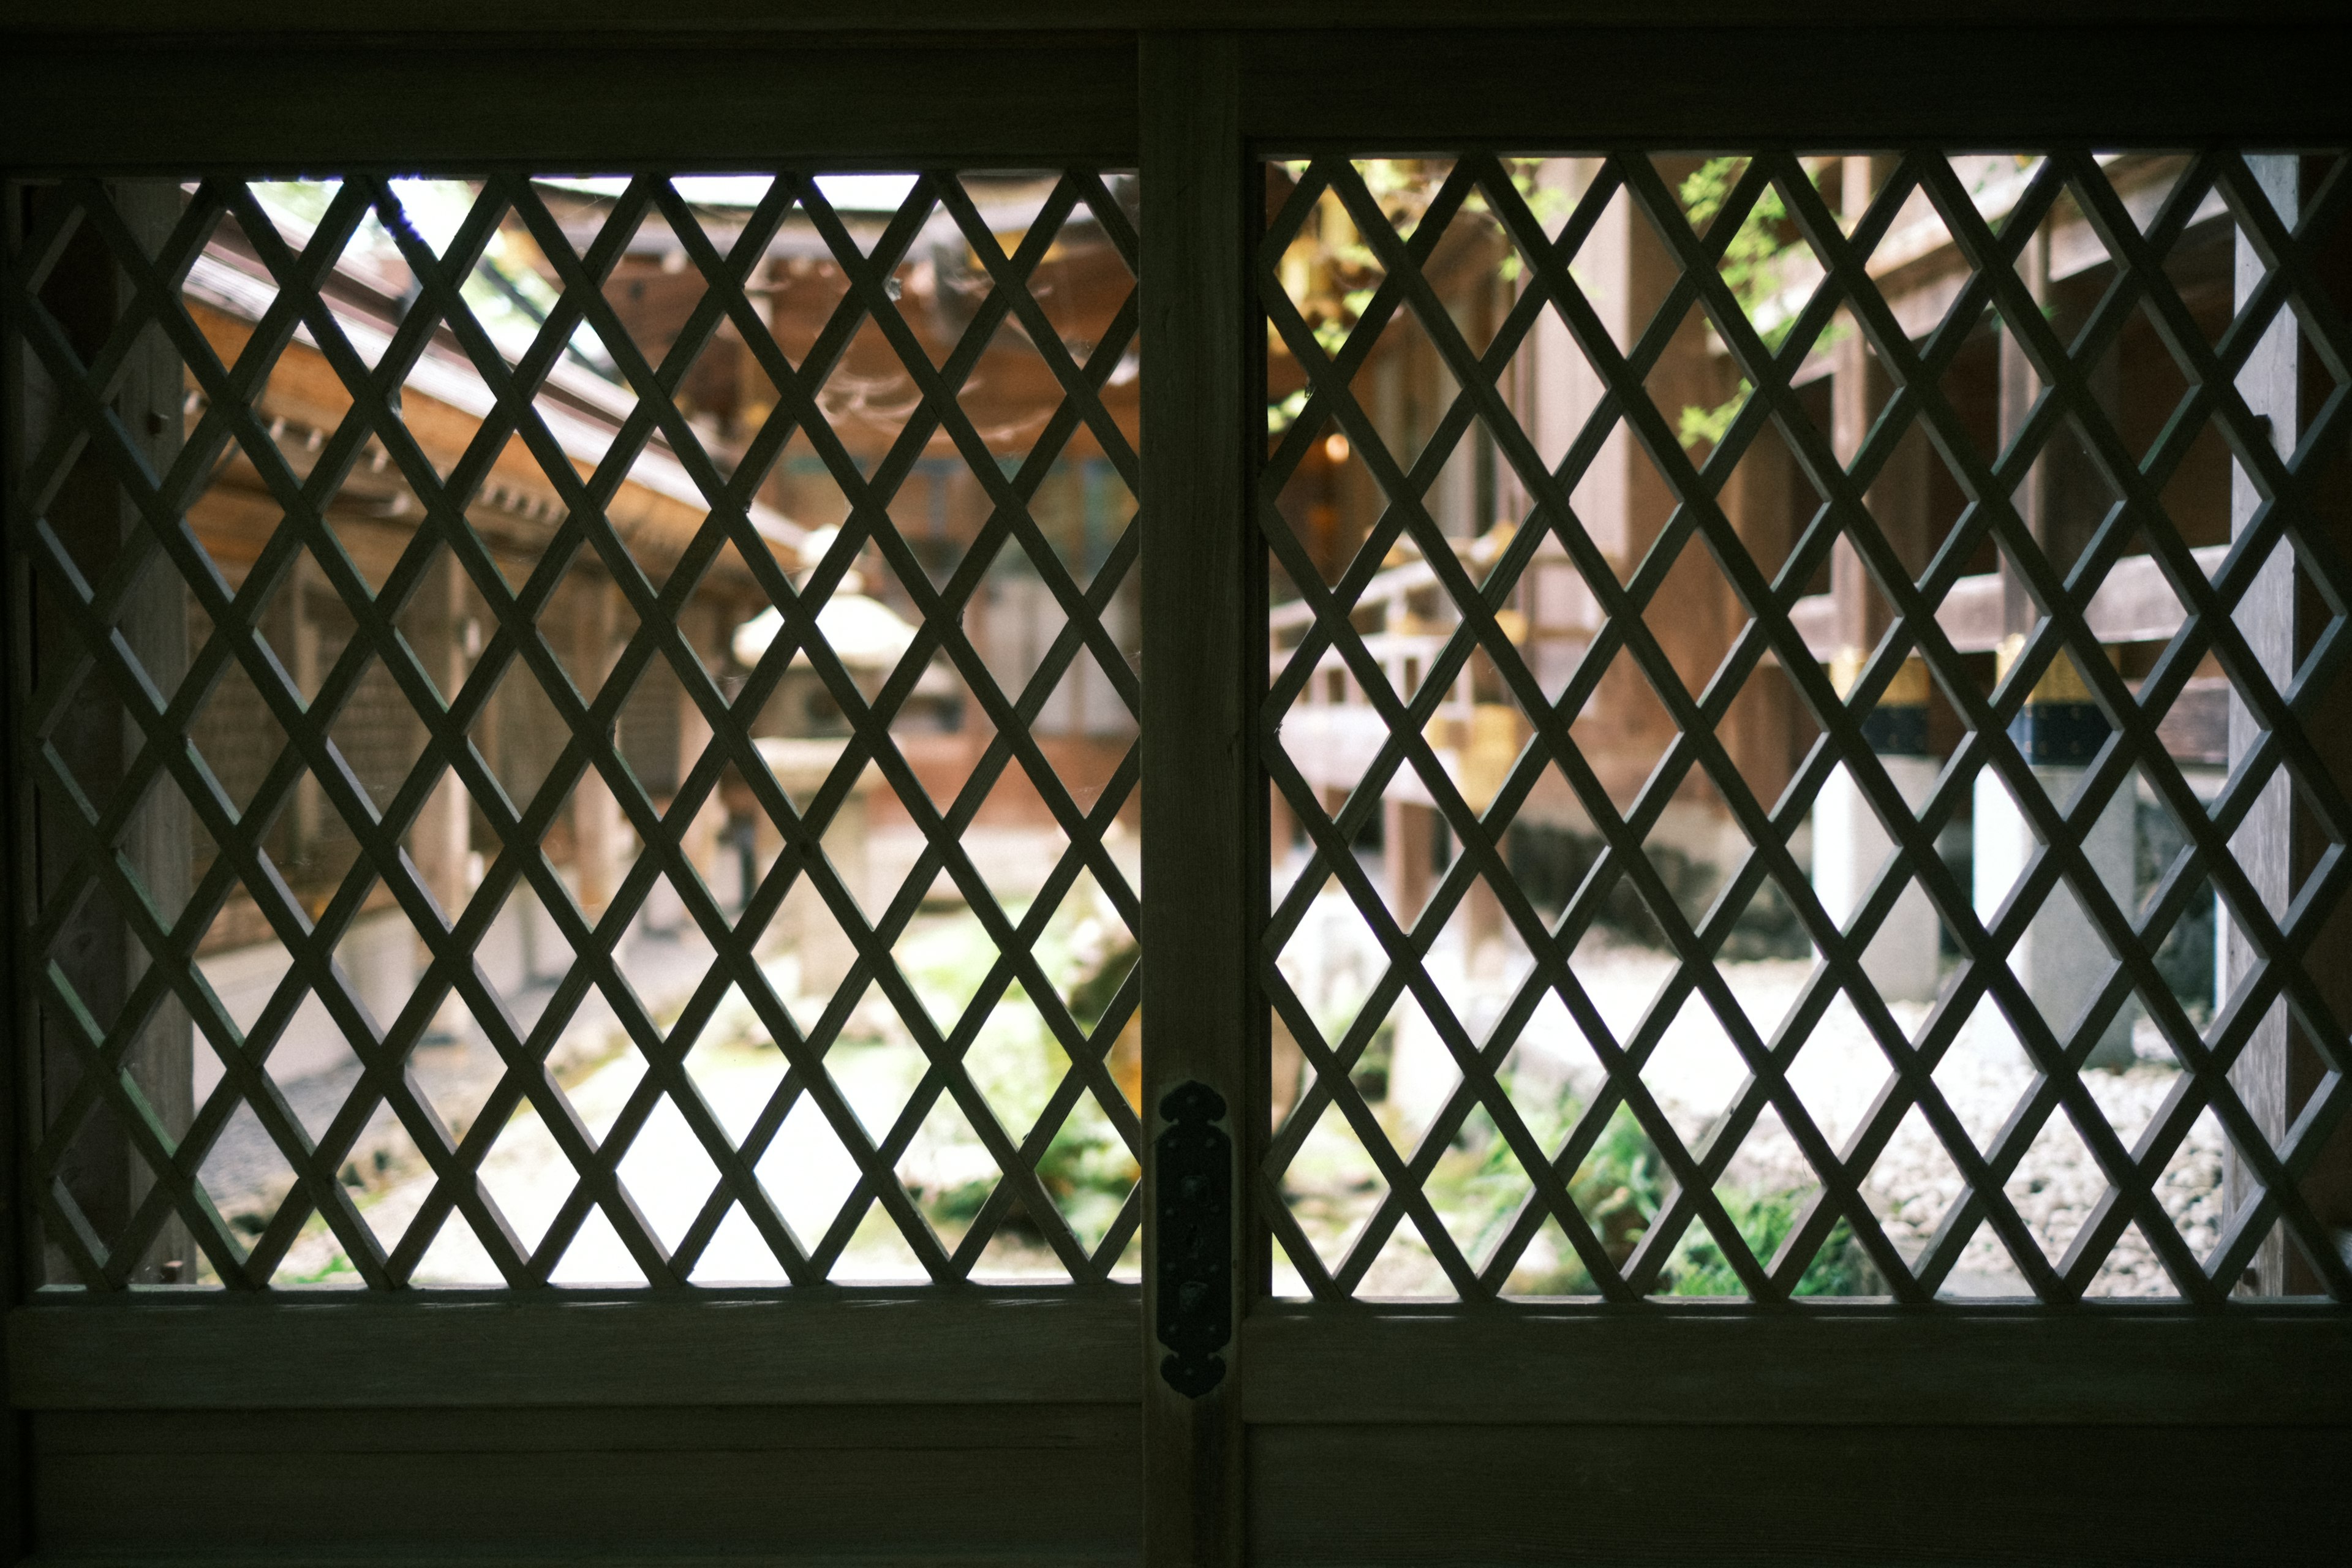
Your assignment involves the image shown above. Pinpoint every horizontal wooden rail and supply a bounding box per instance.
[9,1292,1140,1409]
[1788,545,2231,660]
[1242,1306,2352,1425]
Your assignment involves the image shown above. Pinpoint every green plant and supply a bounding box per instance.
[1673,156,1832,456]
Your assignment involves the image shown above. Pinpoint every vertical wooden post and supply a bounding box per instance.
[2224,156,2302,1295]
[570,571,624,913]
[289,552,324,864]
[410,546,473,1039]
[1139,29,1246,1568]
[1382,796,1433,928]
[22,183,194,1290]
[677,597,723,908]
[1998,222,2052,641]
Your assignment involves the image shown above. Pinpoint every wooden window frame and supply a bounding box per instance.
[4,11,2348,1565]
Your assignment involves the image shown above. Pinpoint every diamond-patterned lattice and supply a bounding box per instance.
[10,168,1142,1290]
[1261,153,2352,1304]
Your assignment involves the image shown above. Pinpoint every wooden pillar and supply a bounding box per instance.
[2223,155,2327,1295]
[1139,30,1246,1566]
[26,183,194,1285]
[1382,796,1434,929]
[570,572,625,913]
[1998,221,2053,640]
[676,597,725,910]
[1816,157,1940,1003]
[410,549,474,931]
[290,552,325,867]
[407,548,477,1041]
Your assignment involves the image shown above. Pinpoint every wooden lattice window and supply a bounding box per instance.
[1255,149,2352,1305]
[9,168,1144,1292]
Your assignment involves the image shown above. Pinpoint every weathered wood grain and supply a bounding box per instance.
[0,40,1139,172]
[8,1292,1139,1409]
[32,1403,1139,1563]
[1238,25,2352,146]
[1242,1309,2352,1426]
[1250,1421,2352,1565]
[1138,28,1250,1568]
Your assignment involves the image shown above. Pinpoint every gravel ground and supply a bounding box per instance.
[1273,895,2229,1300]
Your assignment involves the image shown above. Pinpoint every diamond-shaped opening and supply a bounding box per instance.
[964,984,1066,1147]
[1047,865,1136,1022]
[687,1199,791,1285]
[1858,865,1950,1009]
[471,1101,577,1259]
[611,1090,723,1253]
[1513,556,1602,706]
[322,655,427,824]
[405,1208,506,1286]
[2133,856,2217,1055]
[1379,990,1462,1151]
[894,1090,997,1254]
[2000,1109,2100,1272]
[969,1191,1074,1284]
[1345,279,1466,482]
[1566,906,1674,1045]
[265,1209,366,1290]
[186,644,294,830]
[1638,989,1748,1153]
[1934,999,2034,1152]
[1038,1092,1139,1257]
[1777,994,1901,1156]
[1270,865,1383,1078]
[1288,415,1393,594]
[952,315,1066,462]
[1018,454,1132,594]
[678,991,786,1142]
[323,904,428,1052]
[1499,989,1604,1144]
[1715,418,1819,590]
[820,997,928,1137]
[546,1200,652,1286]
[1546,174,1645,364]
[1430,189,1514,363]
[1356,1213,1456,1300]
[1569,644,1675,819]
[1278,1091,1393,1278]
[2172,211,2258,362]
[405,1003,505,1145]
[815,316,930,456]
[195,1098,299,1264]
[1866,1100,1967,1270]
[205,186,303,317]
[2082,1219,2182,1298]
[208,957,364,1146]
[1777,1191,1884,1297]
[2149,407,2236,551]
[1714,862,1814,995]
[753,1089,864,1251]
[884,865,997,1032]
[1501,1211,1603,1298]
[1023,619,1134,754]
[127,773,213,936]
[829,1197,933,1284]
[1272,172,1390,352]
[1423,1101,1534,1270]
[2163,1103,2230,1262]
[550,766,647,930]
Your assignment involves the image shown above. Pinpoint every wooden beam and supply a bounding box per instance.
[1241,1308,2352,1426]
[1139,28,1248,1568]
[0,38,1140,172]
[7,1292,1139,1409]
